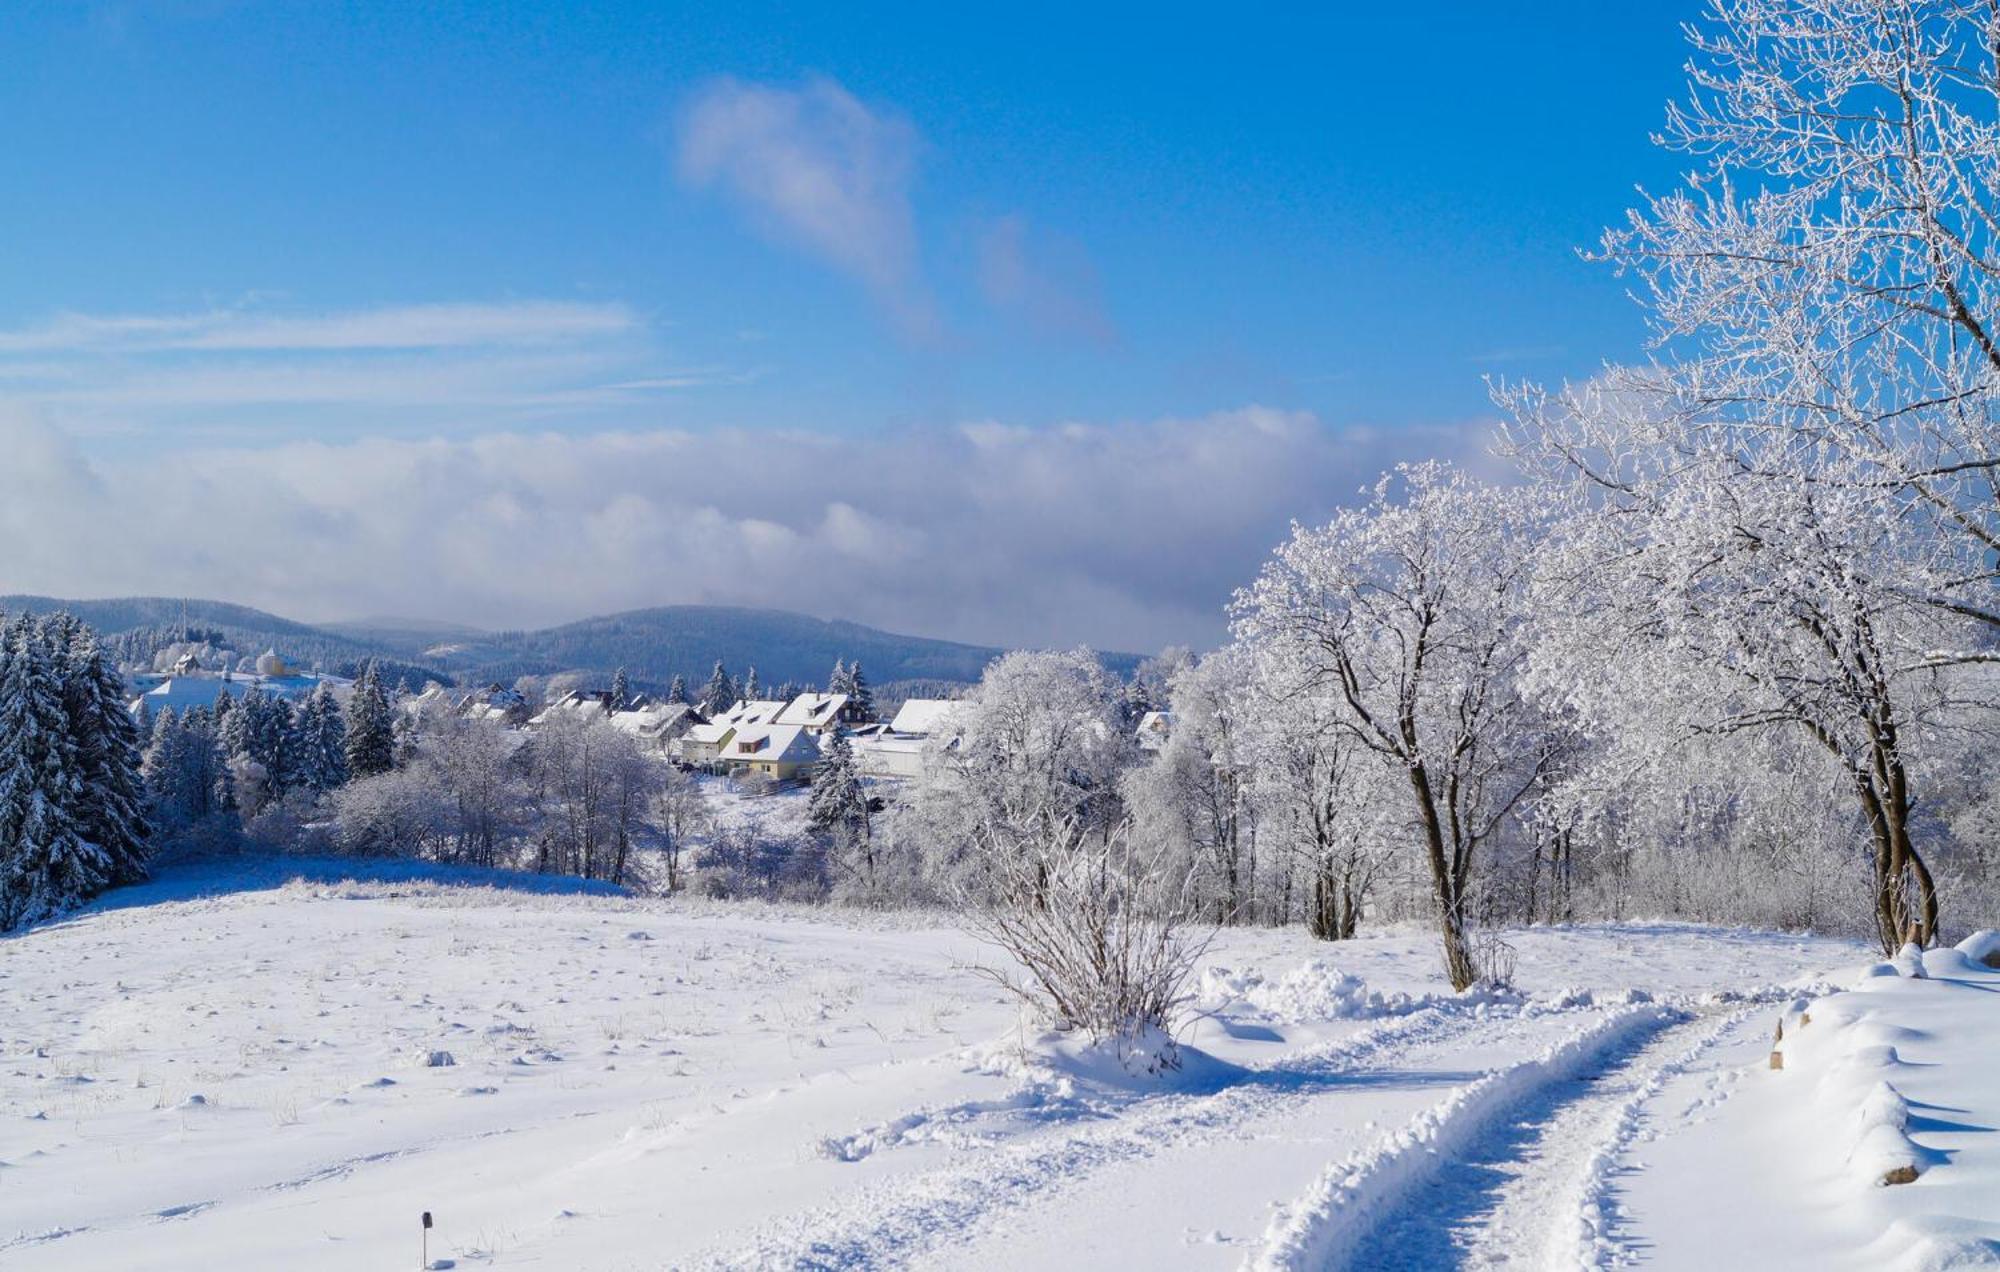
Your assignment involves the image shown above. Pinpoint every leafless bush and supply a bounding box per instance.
[958,817,1210,1050]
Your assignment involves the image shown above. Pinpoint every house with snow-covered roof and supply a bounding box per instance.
[718,722,822,781]
[528,689,619,729]
[775,692,862,734]
[887,698,959,737]
[609,701,706,754]
[714,699,788,729]
[1136,710,1173,751]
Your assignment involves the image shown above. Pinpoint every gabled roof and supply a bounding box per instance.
[776,692,849,727]
[528,689,618,727]
[609,702,703,737]
[716,699,788,727]
[724,722,822,765]
[889,698,959,736]
[683,720,737,746]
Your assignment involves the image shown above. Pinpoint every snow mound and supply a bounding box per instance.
[1956,930,2000,969]
[969,1024,1243,1095]
[1200,960,1504,1023]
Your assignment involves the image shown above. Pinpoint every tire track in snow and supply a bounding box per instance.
[1471,1005,1755,1270]
[686,1001,1585,1271]
[1247,1003,1682,1272]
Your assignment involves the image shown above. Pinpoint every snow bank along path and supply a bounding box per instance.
[0,865,1904,1270]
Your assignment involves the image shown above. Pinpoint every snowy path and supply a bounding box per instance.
[698,1003,1620,1270]
[1341,1004,1754,1271]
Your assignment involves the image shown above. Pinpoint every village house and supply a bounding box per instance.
[851,697,960,781]
[608,701,707,755]
[717,721,822,781]
[774,691,862,734]
[1135,710,1173,751]
[527,689,621,729]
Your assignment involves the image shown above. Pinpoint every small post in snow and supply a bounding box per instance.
[421,1211,432,1269]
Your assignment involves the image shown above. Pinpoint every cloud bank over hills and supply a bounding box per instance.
[0,405,1490,651]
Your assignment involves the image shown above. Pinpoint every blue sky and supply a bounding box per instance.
[0,1,1703,647]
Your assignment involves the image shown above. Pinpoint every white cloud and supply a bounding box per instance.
[0,406,1493,651]
[676,75,934,335]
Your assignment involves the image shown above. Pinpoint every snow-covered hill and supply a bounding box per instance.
[2,865,1993,1270]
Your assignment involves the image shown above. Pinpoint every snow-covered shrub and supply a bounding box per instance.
[959,818,1208,1057]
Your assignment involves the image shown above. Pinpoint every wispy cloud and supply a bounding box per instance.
[0,300,638,354]
[0,300,743,439]
[676,75,935,336]
[977,215,1115,346]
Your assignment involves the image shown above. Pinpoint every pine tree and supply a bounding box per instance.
[610,667,632,712]
[742,666,761,702]
[806,729,874,882]
[0,616,105,929]
[700,661,737,715]
[667,674,689,706]
[60,626,150,886]
[846,661,875,720]
[252,693,296,795]
[292,684,349,793]
[828,659,850,695]
[220,681,257,759]
[343,662,395,780]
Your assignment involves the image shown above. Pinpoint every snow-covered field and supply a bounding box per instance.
[3,862,1995,1270]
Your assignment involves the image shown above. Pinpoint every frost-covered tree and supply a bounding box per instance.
[1592,0,2000,640]
[666,674,689,706]
[652,763,708,893]
[827,659,851,696]
[1124,647,1193,725]
[1508,382,1989,951]
[424,714,528,868]
[1240,665,1392,940]
[343,662,395,780]
[1122,649,1258,922]
[528,715,665,883]
[741,666,761,703]
[900,648,1133,895]
[1234,465,1555,989]
[610,666,632,712]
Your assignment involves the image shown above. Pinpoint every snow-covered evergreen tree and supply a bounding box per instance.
[666,674,689,706]
[60,624,150,886]
[292,684,349,793]
[846,662,874,719]
[741,666,761,702]
[806,729,874,882]
[144,705,233,830]
[828,659,851,696]
[0,616,105,930]
[699,661,738,715]
[610,666,632,712]
[343,662,395,780]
